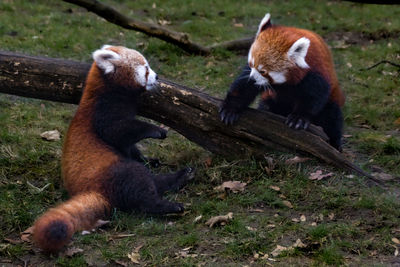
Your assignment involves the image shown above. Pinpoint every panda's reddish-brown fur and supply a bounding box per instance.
[33,45,194,253]
[220,14,345,150]
[33,192,109,253]
[253,26,344,107]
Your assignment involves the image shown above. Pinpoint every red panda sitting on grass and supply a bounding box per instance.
[220,13,345,151]
[33,45,194,253]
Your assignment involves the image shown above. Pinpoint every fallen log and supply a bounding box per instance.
[0,51,380,183]
[63,0,211,55]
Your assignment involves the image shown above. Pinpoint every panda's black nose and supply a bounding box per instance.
[155,74,158,80]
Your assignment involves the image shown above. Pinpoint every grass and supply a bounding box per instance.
[1,0,400,266]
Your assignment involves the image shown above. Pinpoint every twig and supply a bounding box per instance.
[360,60,400,71]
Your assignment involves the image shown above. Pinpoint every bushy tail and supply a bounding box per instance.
[33,192,110,253]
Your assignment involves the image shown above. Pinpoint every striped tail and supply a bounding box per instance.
[33,192,110,253]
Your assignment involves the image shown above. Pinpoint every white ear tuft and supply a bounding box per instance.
[287,37,310,69]
[92,48,120,74]
[256,13,271,36]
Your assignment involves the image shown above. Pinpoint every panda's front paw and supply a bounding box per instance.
[153,128,167,139]
[147,158,161,168]
[286,114,310,130]
[169,202,184,214]
[219,103,241,125]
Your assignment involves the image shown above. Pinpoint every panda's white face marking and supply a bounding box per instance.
[249,68,268,86]
[269,71,287,84]
[146,66,157,91]
[93,45,158,90]
[135,65,147,88]
[134,63,157,91]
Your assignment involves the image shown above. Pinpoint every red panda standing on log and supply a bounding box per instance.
[33,45,194,253]
[220,13,345,151]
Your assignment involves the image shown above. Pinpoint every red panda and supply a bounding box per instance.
[220,13,345,151]
[33,45,194,253]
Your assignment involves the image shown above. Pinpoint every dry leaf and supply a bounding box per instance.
[311,222,317,226]
[271,239,307,257]
[134,244,144,253]
[264,156,275,175]
[309,170,334,181]
[158,19,171,26]
[271,245,289,257]
[394,118,400,126]
[395,248,399,257]
[64,247,83,257]
[193,215,203,223]
[293,239,307,248]
[40,130,61,141]
[300,215,306,222]
[269,185,280,192]
[285,156,310,165]
[328,213,335,220]
[392,237,400,244]
[246,226,257,231]
[205,212,233,227]
[20,226,34,243]
[214,181,246,193]
[127,252,140,264]
[279,194,287,199]
[292,218,300,223]
[234,23,244,27]
[127,244,143,264]
[282,200,293,209]
[372,172,395,181]
[175,250,198,258]
[266,224,276,228]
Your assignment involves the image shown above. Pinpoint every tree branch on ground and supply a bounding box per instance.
[0,51,382,185]
[62,0,252,55]
[360,60,400,71]
[343,0,399,4]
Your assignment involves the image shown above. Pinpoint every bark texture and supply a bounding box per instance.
[0,51,379,182]
[62,0,254,55]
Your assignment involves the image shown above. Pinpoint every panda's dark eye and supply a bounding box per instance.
[145,66,149,80]
[259,69,267,75]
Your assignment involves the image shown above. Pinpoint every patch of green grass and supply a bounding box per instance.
[308,224,330,241]
[176,232,199,247]
[314,245,344,266]
[56,255,87,267]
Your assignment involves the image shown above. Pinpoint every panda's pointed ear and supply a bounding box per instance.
[287,37,310,69]
[92,47,120,74]
[256,13,271,36]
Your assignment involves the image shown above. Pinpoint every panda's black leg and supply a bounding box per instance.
[153,167,195,195]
